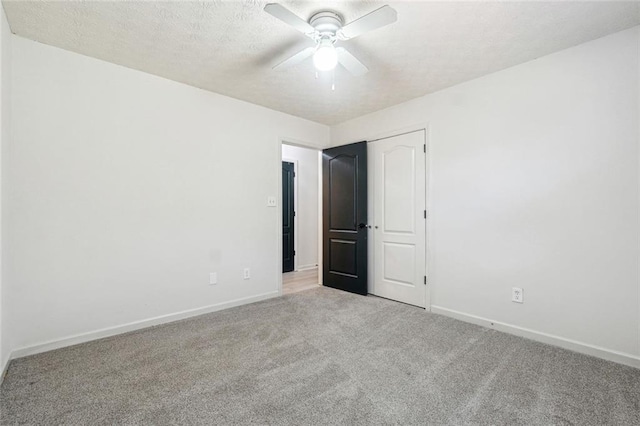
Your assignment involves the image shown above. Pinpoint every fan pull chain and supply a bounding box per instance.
[331,70,335,91]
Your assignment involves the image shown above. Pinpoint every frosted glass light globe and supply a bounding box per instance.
[313,43,338,71]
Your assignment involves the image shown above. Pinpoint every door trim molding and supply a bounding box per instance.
[358,121,432,145]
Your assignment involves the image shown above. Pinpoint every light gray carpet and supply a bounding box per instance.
[1,287,639,425]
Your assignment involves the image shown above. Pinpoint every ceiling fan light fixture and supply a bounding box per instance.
[265,3,397,76]
[313,40,338,71]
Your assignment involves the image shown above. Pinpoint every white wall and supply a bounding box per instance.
[282,144,319,271]
[332,27,640,362]
[6,36,329,355]
[0,5,11,377]
[3,22,638,369]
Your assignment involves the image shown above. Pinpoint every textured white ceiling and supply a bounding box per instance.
[3,1,639,125]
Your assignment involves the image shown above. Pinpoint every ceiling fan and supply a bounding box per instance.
[264,3,398,77]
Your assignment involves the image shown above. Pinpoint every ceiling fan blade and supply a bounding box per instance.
[264,3,316,36]
[336,47,369,76]
[273,47,315,70]
[337,5,397,40]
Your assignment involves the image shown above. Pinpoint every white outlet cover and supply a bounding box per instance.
[209,272,217,285]
[267,196,277,207]
[512,287,523,303]
[243,268,250,279]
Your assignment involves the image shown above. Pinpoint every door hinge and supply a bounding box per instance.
[424,276,427,285]
[293,250,296,256]
[423,144,426,153]
[424,210,427,219]
[293,171,296,177]
[294,211,296,217]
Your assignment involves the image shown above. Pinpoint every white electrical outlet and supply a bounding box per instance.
[243,268,251,280]
[267,196,277,207]
[512,287,523,303]
[209,272,217,285]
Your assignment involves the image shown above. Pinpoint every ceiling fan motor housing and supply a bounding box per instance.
[309,11,343,40]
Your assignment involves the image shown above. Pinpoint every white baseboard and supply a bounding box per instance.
[431,305,640,369]
[10,291,280,360]
[0,355,9,385]
[295,264,318,272]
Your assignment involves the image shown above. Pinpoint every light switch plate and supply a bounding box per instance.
[267,196,277,207]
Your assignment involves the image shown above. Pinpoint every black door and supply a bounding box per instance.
[282,161,295,273]
[322,142,368,295]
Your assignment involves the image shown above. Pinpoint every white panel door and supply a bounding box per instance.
[370,130,426,307]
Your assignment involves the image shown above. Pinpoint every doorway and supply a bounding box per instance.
[279,131,428,306]
[281,143,322,294]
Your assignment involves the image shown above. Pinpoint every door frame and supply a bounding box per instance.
[362,122,432,311]
[276,123,430,305]
[282,158,298,271]
[277,138,324,296]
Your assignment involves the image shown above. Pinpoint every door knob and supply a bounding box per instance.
[358,223,367,229]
